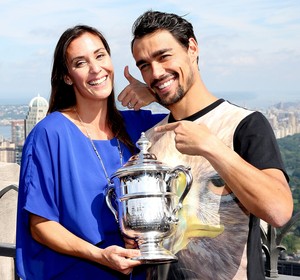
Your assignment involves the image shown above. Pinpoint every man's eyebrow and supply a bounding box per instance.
[136,48,172,67]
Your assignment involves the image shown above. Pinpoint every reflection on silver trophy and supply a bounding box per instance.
[106,132,193,263]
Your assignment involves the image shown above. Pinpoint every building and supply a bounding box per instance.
[264,104,300,139]
[0,141,15,163]
[0,95,48,164]
[24,95,49,138]
[11,120,25,146]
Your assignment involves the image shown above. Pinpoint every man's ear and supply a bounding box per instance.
[188,38,199,63]
[64,75,73,85]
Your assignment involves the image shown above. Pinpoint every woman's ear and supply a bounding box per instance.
[64,75,73,85]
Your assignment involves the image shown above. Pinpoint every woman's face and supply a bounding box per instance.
[65,32,114,102]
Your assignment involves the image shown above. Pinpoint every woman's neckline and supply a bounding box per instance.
[58,111,115,142]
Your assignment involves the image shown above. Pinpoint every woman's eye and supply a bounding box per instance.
[75,61,86,68]
[96,53,105,60]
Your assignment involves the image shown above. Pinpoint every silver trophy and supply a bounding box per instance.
[106,132,193,263]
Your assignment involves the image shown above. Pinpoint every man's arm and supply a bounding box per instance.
[154,121,293,227]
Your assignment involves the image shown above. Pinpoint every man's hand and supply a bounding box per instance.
[154,121,216,156]
[118,66,156,110]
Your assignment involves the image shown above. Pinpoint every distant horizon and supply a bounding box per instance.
[0,90,299,110]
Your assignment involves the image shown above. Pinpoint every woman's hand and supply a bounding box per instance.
[123,236,138,249]
[96,245,142,275]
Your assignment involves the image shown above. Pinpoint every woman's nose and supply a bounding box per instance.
[89,61,102,73]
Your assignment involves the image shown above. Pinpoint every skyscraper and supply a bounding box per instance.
[24,95,49,138]
[11,120,25,146]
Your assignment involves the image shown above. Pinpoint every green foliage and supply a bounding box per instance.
[278,134,300,176]
[277,134,300,252]
[277,133,300,213]
[282,234,298,253]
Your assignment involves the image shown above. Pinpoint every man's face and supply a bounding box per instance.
[132,30,196,106]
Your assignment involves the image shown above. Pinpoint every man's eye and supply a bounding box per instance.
[139,64,149,71]
[161,54,170,60]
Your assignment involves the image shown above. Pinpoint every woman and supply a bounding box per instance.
[16,25,165,279]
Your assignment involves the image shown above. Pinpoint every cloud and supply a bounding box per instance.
[0,0,299,106]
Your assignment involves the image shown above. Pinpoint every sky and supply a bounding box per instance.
[0,0,299,109]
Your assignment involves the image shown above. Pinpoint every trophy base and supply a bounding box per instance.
[132,243,178,264]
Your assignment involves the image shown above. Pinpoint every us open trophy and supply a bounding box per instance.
[106,132,193,263]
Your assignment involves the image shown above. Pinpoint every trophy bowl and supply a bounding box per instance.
[106,132,193,263]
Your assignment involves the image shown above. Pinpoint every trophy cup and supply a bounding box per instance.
[106,132,193,263]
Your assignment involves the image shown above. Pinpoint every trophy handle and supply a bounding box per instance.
[105,187,119,223]
[170,165,193,218]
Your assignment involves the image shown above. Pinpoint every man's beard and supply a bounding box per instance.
[154,68,194,107]
[155,85,185,106]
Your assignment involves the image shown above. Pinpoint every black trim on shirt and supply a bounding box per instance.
[168,99,225,123]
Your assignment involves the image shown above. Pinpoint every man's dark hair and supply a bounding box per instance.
[131,10,197,52]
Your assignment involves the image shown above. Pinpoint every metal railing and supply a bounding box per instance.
[0,243,19,280]
[261,212,300,278]
[0,184,20,280]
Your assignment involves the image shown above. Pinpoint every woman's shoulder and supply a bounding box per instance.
[26,111,75,143]
[23,111,79,154]
[31,111,71,131]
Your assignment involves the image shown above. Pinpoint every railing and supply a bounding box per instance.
[261,212,300,278]
[0,184,18,198]
[0,184,20,280]
[0,183,299,279]
[278,260,300,276]
[0,243,19,280]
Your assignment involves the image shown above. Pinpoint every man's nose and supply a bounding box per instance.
[151,62,165,79]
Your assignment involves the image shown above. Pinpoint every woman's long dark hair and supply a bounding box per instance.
[48,25,134,153]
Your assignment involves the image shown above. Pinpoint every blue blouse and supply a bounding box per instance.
[16,110,165,280]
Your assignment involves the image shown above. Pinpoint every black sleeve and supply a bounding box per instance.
[233,111,288,179]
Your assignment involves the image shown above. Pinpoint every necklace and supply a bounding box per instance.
[74,109,123,186]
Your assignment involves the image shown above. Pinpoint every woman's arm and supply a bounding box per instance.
[29,214,141,275]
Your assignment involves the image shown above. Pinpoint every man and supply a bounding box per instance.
[119,10,293,280]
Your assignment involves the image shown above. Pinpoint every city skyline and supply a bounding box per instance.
[0,0,300,108]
